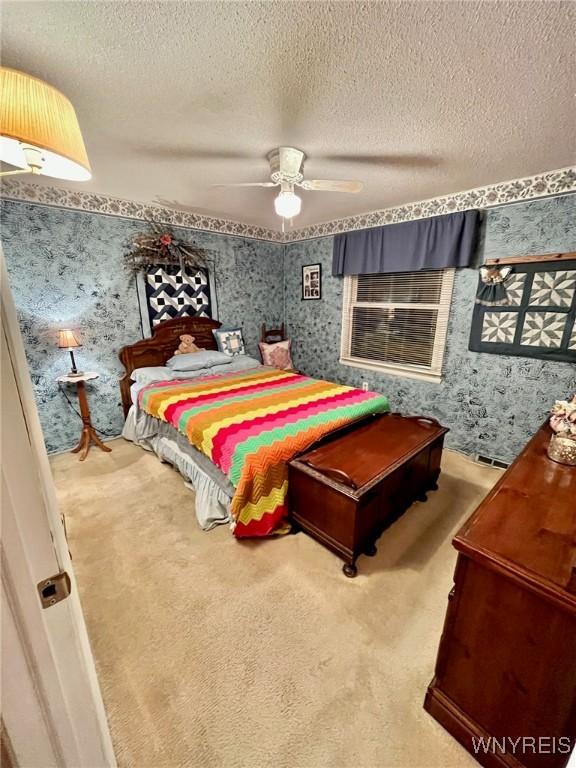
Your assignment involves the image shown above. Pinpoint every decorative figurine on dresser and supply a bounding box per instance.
[548,396,576,465]
[424,419,576,768]
[56,329,111,462]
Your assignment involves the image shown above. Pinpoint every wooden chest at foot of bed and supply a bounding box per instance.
[288,413,449,577]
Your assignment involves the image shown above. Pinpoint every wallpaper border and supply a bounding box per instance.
[0,179,284,242]
[2,165,574,243]
[284,166,576,242]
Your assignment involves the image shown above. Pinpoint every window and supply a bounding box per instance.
[340,269,455,382]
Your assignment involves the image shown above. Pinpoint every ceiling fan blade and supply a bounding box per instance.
[130,143,253,161]
[319,153,440,168]
[299,179,364,194]
[212,182,278,188]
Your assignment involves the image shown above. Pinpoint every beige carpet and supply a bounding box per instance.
[50,439,501,768]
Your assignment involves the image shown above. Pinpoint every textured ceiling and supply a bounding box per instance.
[2,1,574,232]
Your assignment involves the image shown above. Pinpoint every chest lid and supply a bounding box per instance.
[294,413,448,491]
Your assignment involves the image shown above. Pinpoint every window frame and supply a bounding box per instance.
[339,268,455,383]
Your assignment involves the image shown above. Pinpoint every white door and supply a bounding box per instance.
[1,252,116,767]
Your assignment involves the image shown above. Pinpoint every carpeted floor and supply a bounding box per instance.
[50,438,502,768]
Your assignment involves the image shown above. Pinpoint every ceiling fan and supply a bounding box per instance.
[215,147,363,219]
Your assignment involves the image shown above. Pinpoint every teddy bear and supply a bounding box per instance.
[174,334,202,355]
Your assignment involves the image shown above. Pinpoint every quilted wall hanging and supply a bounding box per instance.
[124,222,215,329]
[469,259,576,363]
[145,264,212,327]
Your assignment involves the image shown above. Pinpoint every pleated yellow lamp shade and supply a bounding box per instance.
[0,67,91,181]
[58,329,81,349]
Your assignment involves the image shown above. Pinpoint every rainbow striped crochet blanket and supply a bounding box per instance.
[139,367,389,537]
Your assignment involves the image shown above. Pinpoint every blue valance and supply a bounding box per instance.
[332,210,479,276]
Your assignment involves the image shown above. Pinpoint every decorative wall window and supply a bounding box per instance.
[340,269,455,382]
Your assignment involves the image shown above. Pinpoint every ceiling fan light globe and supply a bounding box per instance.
[274,190,301,219]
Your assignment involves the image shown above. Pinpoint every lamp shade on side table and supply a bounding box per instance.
[58,328,82,375]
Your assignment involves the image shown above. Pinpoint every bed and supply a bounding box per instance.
[119,317,390,537]
[120,317,238,530]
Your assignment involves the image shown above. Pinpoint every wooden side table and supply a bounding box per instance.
[58,372,112,461]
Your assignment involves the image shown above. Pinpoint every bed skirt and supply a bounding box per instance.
[122,406,233,531]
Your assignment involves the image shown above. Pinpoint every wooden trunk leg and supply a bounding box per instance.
[429,469,441,491]
[342,562,358,578]
[289,518,301,535]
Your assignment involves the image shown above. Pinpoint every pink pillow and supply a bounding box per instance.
[259,340,294,370]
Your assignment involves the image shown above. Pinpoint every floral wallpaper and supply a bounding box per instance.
[284,194,576,462]
[1,200,284,453]
[3,192,575,460]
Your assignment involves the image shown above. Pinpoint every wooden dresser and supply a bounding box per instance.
[424,423,576,768]
[289,413,448,577]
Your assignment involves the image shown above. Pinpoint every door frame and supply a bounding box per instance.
[1,249,116,767]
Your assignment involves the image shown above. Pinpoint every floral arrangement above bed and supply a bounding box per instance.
[123,219,213,275]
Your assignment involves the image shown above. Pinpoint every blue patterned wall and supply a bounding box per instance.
[1,201,284,453]
[284,194,576,462]
[3,194,576,460]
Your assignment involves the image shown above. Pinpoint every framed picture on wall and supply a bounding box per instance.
[302,263,322,300]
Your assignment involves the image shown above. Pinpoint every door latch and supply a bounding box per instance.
[37,572,71,609]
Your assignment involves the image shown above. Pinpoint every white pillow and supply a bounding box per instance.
[172,367,221,380]
[173,357,262,379]
[167,350,232,371]
[223,355,262,372]
[131,366,176,385]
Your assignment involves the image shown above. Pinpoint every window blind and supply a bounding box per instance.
[340,269,455,382]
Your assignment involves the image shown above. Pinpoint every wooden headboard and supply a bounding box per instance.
[118,316,222,417]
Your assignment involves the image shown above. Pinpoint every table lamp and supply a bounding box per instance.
[58,329,83,376]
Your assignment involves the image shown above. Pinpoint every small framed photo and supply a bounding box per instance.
[302,263,322,300]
